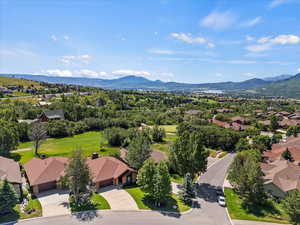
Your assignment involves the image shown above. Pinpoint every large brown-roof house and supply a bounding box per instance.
[24,156,136,194]
[38,109,65,122]
[24,157,68,194]
[261,160,300,198]
[0,157,22,198]
[87,156,136,189]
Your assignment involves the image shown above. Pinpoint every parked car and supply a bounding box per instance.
[218,196,226,207]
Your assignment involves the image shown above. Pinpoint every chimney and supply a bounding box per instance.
[92,152,99,160]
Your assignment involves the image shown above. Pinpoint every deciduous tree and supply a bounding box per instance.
[29,122,47,156]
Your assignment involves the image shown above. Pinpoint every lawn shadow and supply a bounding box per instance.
[0,209,20,224]
[241,199,281,218]
[141,195,182,218]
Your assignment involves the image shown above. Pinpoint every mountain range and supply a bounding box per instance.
[1,73,300,98]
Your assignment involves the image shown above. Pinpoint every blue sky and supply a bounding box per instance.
[1,0,300,83]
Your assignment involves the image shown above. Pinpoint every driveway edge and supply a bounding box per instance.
[223,174,234,225]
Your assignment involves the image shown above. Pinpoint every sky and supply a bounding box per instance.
[1,0,300,83]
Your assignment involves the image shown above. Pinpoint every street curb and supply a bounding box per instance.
[0,206,194,225]
[223,174,234,225]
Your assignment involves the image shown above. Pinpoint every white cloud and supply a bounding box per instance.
[241,17,262,27]
[298,68,300,72]
[43,69,73,77]
[112,69,174,80]
[215,73,223,77]
[148,49,174,55]
[170,33,214,48]
[200,11,237,30]
[246,34,300,52]
[51,35,58,41]
[244,73,257,77]
[269,0,290,8]
[77,69,107,78]
[228,60,257,64]
[246,35,255,41]
[60,55,92,65]
[63,35,70,40]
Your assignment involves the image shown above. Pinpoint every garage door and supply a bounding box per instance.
[99,179,113,187]
[38,181,57,192]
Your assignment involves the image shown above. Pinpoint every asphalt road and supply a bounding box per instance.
[9,153,235,225]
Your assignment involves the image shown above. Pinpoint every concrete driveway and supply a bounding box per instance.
[98,186,138,210]
[36,189,70,217]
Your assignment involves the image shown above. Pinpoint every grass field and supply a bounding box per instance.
[125,187,190,212]
[13,131,119,164]
[151,134,177,154]
[225,188,289,224]
[0,76,41,88]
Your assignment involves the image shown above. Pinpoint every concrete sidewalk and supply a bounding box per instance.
[233,219,290,225]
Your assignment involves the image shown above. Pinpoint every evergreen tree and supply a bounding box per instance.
[153,161,171,206]
[179,173,195,204]
[126,133,152,169]
[151,126,166,143]
[169,131,209,179]
[282,148,294,162]
[137,159,157,194]
[64,148,91,204]
[0,179,18,214]
[283,190,300,225]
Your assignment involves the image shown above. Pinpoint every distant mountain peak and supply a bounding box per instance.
[263,74,293,82]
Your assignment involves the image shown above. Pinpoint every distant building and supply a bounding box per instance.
[38,109,65,122]
[216,108,234,113]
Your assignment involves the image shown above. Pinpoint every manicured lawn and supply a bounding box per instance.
[91,193,111,210]
[159,125,177,134]
[0,197,42,223]
[124,187,190,213]
[225,188,289,224]
[218,152,228,158]
[70,193,111,212]
[12,131,119,164]
[151,134,177,154]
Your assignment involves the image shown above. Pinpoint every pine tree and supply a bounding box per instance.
[282,148,294,162]
[0,179,18,214]
[283,190,300,225]
[179,173,194,204]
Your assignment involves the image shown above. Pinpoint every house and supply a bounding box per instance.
[0,157,22,198]
[279,119,300,127]
[261,159,300,198]
[38,109,65,122]
[120,148,167,163]
[230,116,246,124]
[263,135,300,164]
[24,156,136,194]
[87,156,136,189]
[24,157,69,194]
[216,108,234,113]
[184,109,203,120]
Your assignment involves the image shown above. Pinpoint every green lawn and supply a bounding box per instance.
[159,125,177,134]
[151,134,177,154]
[70,193,111,212]
[12,131,119,164]
[124,187,190,212]
[225,188,289,224]
[170,174,184,184]
[0,197,42,223]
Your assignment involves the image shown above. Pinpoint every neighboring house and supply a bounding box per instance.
[212,119,247,131]
[0,157,22,198]
[120,148,167,163]
[24,155,136,194]
[38,109,65,122]
[261,159,300,198]
[216,108,234,113]
[24,157,69,194]
[279,118,300,127]
[230,116,246,125]
[263,135,300,164]
[87,156,136,189]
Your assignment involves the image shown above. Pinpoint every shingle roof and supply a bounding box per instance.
[24,157,68,186]
[262,159,300,192]
[0,157,22,184]
[87,156,135,183]
[42,109,65,120]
